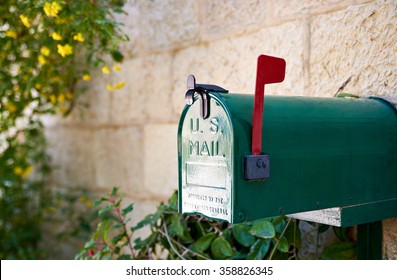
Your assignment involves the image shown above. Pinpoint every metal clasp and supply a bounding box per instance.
[185,75,228,119]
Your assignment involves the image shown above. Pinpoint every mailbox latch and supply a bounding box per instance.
[244,154,270,181]
[185,75,228,119]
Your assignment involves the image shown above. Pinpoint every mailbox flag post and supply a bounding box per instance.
[252,55,286,155]
[245,55,286,181]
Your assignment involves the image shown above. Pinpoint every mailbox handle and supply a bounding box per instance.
[185,75,228,119]
[252,55,286,155]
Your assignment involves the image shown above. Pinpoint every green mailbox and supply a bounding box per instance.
[178,55,397,227]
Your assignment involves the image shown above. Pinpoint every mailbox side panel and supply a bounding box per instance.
[221,95,397,223]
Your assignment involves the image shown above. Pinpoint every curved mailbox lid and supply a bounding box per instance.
[178,93,234,222]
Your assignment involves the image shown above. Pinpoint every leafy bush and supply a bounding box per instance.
[76,188,302,260]
[77,188,358,260]
[0,0,127,259]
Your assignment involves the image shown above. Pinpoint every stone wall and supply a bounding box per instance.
[44,0,397,259]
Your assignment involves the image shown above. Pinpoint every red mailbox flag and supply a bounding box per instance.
[252,55,286,155]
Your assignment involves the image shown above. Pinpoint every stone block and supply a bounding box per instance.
[109,54,175,125]
[172,20,306,115]
[143,124,178,200]
[116,0,200,56]
[94,126,144,197]
[200,0,268,40]
[267,0,372,20]
[297,221,339,259]
[383,218,397,259]
[42,73,113,127]
[46,127,96,188]
[310,1,397,98]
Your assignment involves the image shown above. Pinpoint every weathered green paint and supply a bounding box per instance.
[178,93,397,224]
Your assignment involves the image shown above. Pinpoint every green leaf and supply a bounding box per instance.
[152,205,165,221]
[122,203,134,216]
[179,220,194,243]
[233,224,256,247]
[112,232,126,244]
[285,221,302,249]
[114,198,122,208]
[274,220,286,234]
[93,197,108,208]
[117,254,132,260]
[189,232,216,253]
[222,228,232,243]
[132,214,152,231]
[167,214,184,238]
[101,219,111,242]
[276,236,289,253]
[211,236,235,259]
[98,204,114,217]
[272,216,285,226]
[168,191,178,210]
[111,50,124,62]
[112,221,123,229]
[321,242,356,260]
[83,240,96,250]
[249,221,275,239]
[134,233,159,250]
[111,187,119,196]
[247,239,271,260]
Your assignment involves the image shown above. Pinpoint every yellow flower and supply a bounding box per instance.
[40,47,50,56]
[82,74,91,81]
[51,76,61,83]
[57,93,65,103]
[5,102,17,113]
[19,15,31,28]
[51,32,62,40]
[5,30,17,39]
[44,2,62,18]
[22,166,33,178]
[115,81,125,90]
[113,65,121,72]
[55,17,67,25]
[73,33,84,42]
[102,66,110,75]
[57,44,73,57]
[38,55,47,65]
[65,92,73,100]
[49,95,57,103]
[106,84,114,91]
[58,106,68,114]
[14,167,23,176]
[34,83,42,89]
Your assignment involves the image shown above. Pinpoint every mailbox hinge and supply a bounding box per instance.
[185,75,228,119]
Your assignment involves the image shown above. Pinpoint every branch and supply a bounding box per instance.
[161,223,186,260]
[269,218,292,260]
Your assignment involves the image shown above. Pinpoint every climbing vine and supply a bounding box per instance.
[0,0,127,259]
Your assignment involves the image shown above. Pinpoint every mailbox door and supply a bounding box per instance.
[178,94,235,222]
